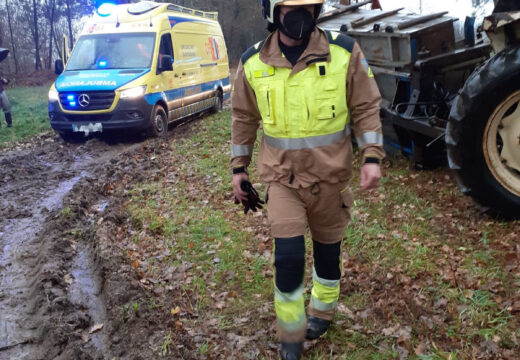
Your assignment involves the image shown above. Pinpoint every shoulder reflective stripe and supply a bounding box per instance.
[313,267,340,288]
[231,144,253,157]
[263,126,351,150]
[356,131,383,147]
[326,30,355,53]
[241,40,265,65]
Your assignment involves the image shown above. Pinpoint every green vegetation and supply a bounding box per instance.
[0,84,51,147]
[124,110,519,358]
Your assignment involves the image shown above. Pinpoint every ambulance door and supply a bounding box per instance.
[156,32,180,114]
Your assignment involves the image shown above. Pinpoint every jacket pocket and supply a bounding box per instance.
[256,84,274,124]
[315,79,338,120]
[255,81,285,128]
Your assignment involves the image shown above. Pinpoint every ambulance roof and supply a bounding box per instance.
[82,1,219,35]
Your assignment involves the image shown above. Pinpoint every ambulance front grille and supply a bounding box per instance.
[59,91,115,111]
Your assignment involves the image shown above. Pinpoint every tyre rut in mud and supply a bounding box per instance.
[0,133,156,359]
[0,113,205,359]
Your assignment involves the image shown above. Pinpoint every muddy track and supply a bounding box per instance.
[0,120,200,359]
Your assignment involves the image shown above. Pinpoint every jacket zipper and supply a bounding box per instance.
[266,90,271,117]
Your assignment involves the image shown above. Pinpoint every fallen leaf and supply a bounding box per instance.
[89,323,103,334]
[171,306,181,315]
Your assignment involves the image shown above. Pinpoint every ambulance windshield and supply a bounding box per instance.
[66,33,156,70]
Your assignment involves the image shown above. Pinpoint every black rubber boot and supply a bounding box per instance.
[305,316,331,340]
[5,112,12,128]
[280,342,302,360]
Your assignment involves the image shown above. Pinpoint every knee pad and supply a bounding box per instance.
[274,236,305,293]
[313,240,341,280]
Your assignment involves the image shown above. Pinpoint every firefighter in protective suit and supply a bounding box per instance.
[231,0,384,358]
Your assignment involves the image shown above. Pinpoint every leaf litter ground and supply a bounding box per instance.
[108,110,519,359]
[4,109,516,359]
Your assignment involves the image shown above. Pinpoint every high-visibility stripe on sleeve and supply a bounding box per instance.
[263,126,351,150]
[231,144,253,157]
[356,131,383,147]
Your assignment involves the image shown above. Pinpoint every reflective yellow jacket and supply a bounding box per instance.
[231,28,384,188]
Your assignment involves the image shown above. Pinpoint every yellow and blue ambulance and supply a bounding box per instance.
[48,1,231,139]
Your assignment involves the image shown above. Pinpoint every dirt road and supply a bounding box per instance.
[0,127,193,359]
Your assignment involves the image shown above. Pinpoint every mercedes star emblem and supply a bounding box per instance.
[78,94,90,107]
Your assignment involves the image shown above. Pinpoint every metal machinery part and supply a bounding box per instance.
[319,0,520,216]
[318,1,491,168]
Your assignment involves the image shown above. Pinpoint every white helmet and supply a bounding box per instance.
[261,0,324,24]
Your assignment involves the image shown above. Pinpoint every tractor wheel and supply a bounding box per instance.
[148,105,168,138]
[447,48,520,218]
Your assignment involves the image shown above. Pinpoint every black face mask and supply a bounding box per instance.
[277,7,316,41]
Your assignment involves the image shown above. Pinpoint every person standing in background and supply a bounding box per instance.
[0,74,12,128]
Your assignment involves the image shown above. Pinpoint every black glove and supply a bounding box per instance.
[234,180,265,214]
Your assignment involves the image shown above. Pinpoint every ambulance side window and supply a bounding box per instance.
[159,33,174,63]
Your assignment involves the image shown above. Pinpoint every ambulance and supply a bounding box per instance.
[48,1,231,140]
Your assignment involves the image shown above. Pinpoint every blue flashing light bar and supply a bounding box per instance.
[69,101,77,107]
[97,2,117,17]
[98,60,108,68]
[67,95,75,101]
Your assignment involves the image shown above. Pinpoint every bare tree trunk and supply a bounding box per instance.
[33,0,42,70]
[53,30,62,60]
[0,16,3,47]
[47,0,56,69]
[66,0,74,50]
[6,0,19,73]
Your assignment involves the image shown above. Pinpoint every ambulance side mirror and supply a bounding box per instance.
[159,55,173,72]
[55,59,64,75]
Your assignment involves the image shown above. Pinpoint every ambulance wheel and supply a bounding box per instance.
[149,105,168,138]
[212,91,223,113]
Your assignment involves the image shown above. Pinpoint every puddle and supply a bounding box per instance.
[93,200,109,213]
[39,173,85,212]
[69,246,107,354]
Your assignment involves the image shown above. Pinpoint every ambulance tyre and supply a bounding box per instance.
[149,105,168,138]
[212,91,223,113]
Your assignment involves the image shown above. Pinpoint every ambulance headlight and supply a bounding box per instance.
[120,86,146,99]
[48,89,59,101]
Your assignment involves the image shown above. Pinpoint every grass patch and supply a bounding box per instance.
[0,84,52,147]
[123,110,519,358]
